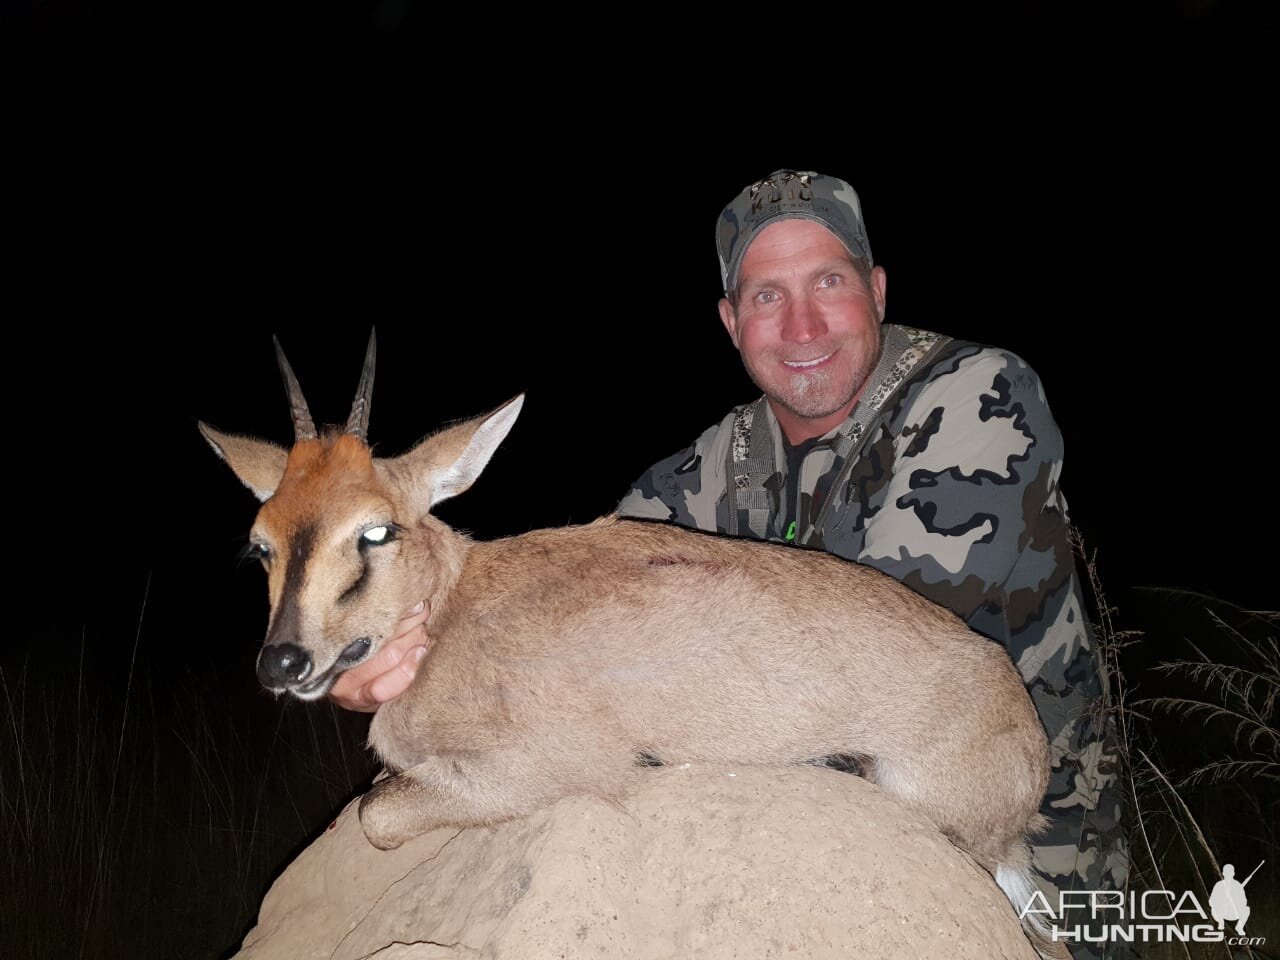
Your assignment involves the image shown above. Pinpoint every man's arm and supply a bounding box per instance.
[853,347,1126,897]
[853,347,1086,679]
[615,412,734,532]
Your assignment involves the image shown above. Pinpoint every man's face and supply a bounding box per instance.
[718,218,888,443]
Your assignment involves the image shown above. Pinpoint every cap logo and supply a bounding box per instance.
[749,171,813,214]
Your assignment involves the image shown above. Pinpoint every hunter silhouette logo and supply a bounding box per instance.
[1210,861,1261,936]
[1020,859,1266,947]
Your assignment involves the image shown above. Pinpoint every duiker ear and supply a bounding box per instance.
[382,394,524,511]
[198,421,290,503]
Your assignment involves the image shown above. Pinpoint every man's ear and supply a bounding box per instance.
[870,265,888,320]
[718,296,740,349]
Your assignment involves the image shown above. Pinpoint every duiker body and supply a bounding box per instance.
[201,335,1057,954]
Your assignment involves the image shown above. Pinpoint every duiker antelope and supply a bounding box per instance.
[201,333,1059,954]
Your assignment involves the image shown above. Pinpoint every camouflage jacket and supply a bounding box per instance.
[616,324,1127,923]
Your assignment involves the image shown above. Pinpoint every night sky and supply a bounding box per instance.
[5,7,1273,683]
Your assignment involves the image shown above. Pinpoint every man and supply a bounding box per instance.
[614,170,1128,957]
[332,169,1127,954]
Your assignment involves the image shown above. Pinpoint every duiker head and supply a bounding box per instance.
[199,331,523,700]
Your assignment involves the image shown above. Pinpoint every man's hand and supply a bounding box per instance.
[329,600,430,713]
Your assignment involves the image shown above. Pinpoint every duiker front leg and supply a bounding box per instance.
[359,746,635,850]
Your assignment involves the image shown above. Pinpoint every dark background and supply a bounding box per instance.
[6,9,1273,660]
[1,4,1275,955]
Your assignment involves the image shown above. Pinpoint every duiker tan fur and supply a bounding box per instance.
[201,335,1058,954]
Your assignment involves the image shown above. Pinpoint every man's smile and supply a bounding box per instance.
[782,350,835,370]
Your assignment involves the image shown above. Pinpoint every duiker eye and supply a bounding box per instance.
[238,542,271,564]
[360,525,396,546]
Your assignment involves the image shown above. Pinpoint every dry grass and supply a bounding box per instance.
[0,584,377,960]
[1075,530,1277,960]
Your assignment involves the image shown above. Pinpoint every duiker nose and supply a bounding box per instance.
[257,643,313,688]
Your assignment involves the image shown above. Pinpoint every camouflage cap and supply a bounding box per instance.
[717,169,873,296]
